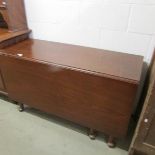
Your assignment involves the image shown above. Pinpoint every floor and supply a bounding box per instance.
[0,96,132,155]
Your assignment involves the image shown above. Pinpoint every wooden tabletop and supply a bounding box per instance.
[0,39,143,84]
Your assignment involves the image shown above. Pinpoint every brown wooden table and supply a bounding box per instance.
[0,39,143,147]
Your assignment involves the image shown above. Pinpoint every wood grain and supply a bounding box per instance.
[1,39,143,84]
[0,69,4,90]
[4,0,28,31]
[0,55,138,137]
[0,39,143,138]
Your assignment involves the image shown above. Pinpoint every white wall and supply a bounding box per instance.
[24,0,155,62]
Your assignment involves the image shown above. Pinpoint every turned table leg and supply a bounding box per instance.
[88,128,97,140]
[107,136,115,148]
[18,103,25,112]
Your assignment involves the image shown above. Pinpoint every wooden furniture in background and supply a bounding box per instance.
[0,0,30,95]
[0,0,28,31]
[0,39,143,147]
[0,0,31,48]
[129,50,155,155]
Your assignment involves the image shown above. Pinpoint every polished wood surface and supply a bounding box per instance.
[0,39,143,138]
[0,69,4,90]
[1,39,143,84]
[0,0,30,94]
[0,28,31,48]
[0,55,138,137]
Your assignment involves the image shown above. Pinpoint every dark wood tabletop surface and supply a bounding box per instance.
[0,39,143,83]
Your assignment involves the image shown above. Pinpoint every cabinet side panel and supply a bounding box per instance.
[0,70,4,90]
[6,0,28,31]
